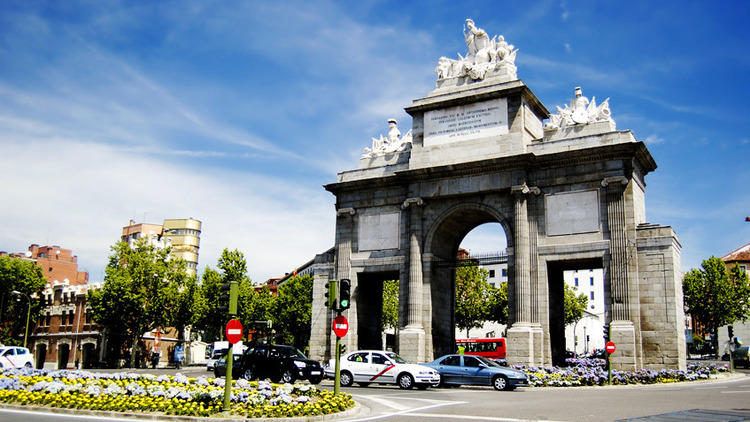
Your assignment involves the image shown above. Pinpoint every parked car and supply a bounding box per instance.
[422,354,529,391]
[214,344,324,384]
[325,350,440,390]
[0,346,34,368]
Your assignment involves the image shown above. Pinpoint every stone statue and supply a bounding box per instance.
[362,119,413,158]
[545,87,615,130]
[435,18,518,83]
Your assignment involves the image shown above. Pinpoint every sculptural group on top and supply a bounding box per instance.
[362,119,413,158]
[544,87,614,130]
[435,19,518,82]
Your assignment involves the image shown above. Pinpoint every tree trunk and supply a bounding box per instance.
[131,332,139,369]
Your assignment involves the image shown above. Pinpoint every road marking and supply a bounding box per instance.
[405,413,568,422]
[0,408,149,421]
[361,395,411,410]
[695,386,727,389]
[344,400,465,422]
[721,390,750,394]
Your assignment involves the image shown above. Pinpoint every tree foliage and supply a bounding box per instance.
[563,283,589,326]
[455,265,508,337]
[0,256,47,345]
[683,256,750,342]
[486,281,509,326]
[273,275,312,351]
[88,239,189,367]
[381,279,399,331]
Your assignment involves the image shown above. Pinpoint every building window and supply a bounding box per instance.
[590,291,595,300]
[489,270,495,278]
[574,278,578,287]
[502,268,507,277]
[590,277,594,286]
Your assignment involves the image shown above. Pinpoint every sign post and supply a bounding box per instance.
[332,315,348,395]
[605,341,616,385]
[223,319,243,411]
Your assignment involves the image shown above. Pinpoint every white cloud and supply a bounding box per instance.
[645,134,665,145]
[0,137,335,282]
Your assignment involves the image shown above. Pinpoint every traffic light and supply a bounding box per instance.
[603,323,610,342]
[339,279,351,310]
[218,280,239,315]
[338,343,346,355]
[728,325,734,339]
[325,280,338,310]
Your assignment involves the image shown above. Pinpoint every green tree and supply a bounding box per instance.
[0,256,47,346]
[194,249,254,343]
[381,279,399,333]
[455,265,492,337]
[486,281,509,326]
[273,275,312,351]
[173,275,204,345]
[563,283,589,326]
[683,256,750,351]
[88,239,188,368]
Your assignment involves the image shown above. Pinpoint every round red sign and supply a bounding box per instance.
[226,319,243,344]
[605,341,616,354]
[332,315,348,338]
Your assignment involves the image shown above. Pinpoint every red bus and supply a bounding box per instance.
[455,338,506,359]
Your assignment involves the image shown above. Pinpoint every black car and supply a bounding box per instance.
[214,344,324,384]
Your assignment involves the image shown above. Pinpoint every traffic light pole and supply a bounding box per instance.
[223,280,239,412]
[334,333,341,395]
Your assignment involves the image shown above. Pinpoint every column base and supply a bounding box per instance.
[610,320,637,371]
[506,323,534,366]
[398,326,425,363]
[530,323,544,366]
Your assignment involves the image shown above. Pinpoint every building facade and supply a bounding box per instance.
[1,245,101,369]
[121,218,202,276]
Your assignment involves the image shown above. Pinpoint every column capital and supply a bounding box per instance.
[601,176,628,188]
[401,197,424,209]
[511,183,540,196]
[336,207,356,217]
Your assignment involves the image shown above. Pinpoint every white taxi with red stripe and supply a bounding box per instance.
[324,350,440,389]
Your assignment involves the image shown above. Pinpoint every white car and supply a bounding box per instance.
[0,346,34,369]
[325,350,440,389]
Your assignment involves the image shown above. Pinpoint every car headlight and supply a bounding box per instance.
[294,361,307,368]
[418,370,436,375]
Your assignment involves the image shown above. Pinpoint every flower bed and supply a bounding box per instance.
[514,359,729,387]
[0,368,354,418]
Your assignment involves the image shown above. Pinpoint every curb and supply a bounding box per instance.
[0,401,363,421]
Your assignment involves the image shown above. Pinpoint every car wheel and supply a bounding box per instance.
[24,362,32,368]
[340,370,354,387]
[416,383,429,390]
[397,373,414,390]
[492,375,511,391]
[309,375,323,384]
[280,369,295,384]
[242,368,255,380]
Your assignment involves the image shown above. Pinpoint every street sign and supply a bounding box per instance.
[226,319,243,344]
[606,341,616,354]
[332,315,348,338]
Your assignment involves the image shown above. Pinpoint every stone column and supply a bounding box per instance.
[398,197,426,363]
[527,190,544,366]
[335,207,356,353]
[602,176,636,370]
[506,183,539,366]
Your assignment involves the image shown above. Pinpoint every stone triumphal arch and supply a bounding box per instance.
[308,19,686,370]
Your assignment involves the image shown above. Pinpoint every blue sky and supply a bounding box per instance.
[1,1,748,282]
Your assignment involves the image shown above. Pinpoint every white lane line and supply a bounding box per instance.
[405,413,568,422]
[344,400,466,422]
[695,386,728,389]
[359,395,411,410]
[0,408,143,421]
[721,390,750,394]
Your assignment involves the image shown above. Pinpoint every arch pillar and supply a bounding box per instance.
[507,183,540,366]
[398,197,426,363]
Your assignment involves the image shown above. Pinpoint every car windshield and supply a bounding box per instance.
[385,352,409,364]
[475,356,501,367]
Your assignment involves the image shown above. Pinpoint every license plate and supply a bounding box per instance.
[310,371,321,375]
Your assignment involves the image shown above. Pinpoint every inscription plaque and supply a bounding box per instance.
[424,98,508,147]
[358,212,400,251]
[546,190,600,236]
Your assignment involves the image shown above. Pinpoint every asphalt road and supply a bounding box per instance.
[1,366,749,422]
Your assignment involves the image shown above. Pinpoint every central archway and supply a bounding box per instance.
[424,203,514,358]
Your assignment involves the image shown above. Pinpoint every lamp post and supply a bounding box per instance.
[11,290,32,349]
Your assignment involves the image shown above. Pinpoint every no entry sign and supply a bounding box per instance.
[226,319,243,344]
[332,315,348,338]
[605,341,616,354]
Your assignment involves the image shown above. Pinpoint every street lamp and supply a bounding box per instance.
[11,290,31,349]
